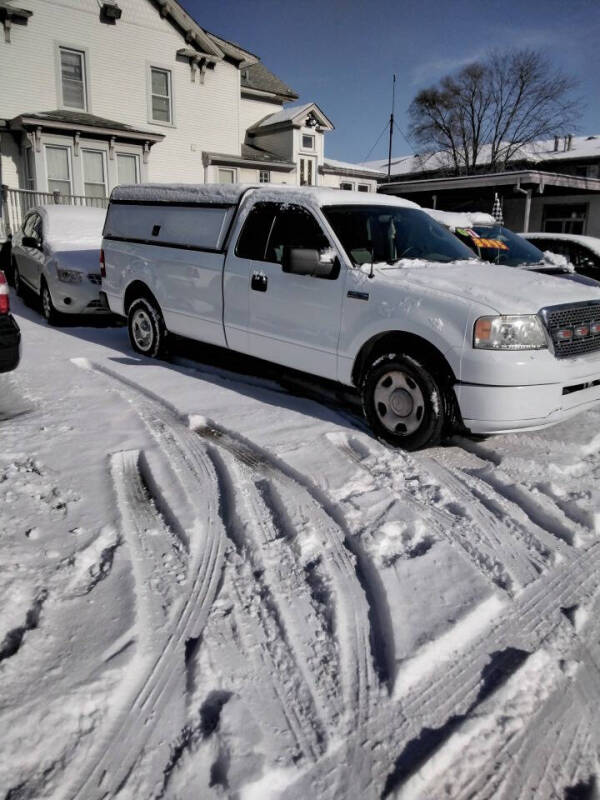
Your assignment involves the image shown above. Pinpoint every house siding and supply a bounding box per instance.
[0,0,242,184]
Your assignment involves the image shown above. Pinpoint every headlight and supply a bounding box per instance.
[473,315,547,350]
[57,268,83,284]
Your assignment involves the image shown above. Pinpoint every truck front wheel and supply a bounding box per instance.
[361,353,447,450]
[128,297,169,359]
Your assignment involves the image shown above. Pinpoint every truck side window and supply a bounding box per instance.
[265,205,329,264]
[236,203,277,260]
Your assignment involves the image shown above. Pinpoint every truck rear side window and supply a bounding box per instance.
[237,203,329,264]
[236,203,277,260]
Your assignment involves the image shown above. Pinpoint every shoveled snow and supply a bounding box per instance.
[2,295,600,799]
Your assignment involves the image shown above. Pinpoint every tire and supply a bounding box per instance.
[13,260,23,298]
[127,296,169,358]
[361,352,448,451]
[41,280,60,325]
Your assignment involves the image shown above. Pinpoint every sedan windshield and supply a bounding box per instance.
[322,205,476,266]
[454,225,545,267]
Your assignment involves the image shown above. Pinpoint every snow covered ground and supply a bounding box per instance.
[2,295,600,800]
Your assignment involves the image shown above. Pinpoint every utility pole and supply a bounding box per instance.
[387,74,396,182]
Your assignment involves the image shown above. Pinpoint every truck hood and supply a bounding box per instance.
[376,260,600,314]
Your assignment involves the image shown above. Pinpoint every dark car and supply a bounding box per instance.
[0,270,21,373]
[521,233,600,282]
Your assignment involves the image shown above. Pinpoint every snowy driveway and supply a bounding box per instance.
[1,297,600,800]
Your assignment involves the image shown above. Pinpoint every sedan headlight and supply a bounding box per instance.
[474,315,547,350]
[57,268,83,284]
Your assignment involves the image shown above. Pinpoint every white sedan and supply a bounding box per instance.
[11,205,108,324]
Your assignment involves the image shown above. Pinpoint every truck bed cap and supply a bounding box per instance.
[110,183,421,209]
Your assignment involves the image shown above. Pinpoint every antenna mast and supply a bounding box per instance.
[387,74,396,182]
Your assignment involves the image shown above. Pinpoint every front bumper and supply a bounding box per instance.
[0,314,21,373]
[456,374,600,434]
[47,273,109,315]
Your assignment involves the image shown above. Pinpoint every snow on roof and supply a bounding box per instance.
[323,158,384,176]
[37,204,106,248]
[110,183,421,210]
[111,183,248,205]
[424,208,496,230]
[361,135,600,177]
[523,232,600,257]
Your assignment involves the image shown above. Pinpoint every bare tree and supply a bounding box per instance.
[408,49,580,176]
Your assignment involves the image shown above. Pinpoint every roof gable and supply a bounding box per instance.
[250,102,334,132]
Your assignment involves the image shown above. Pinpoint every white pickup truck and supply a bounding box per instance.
[101,184,600,449]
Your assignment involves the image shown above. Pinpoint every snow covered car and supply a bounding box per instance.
[0,270,20,372]
[11,205,109,324]
[521,232,600,282]
[425,209,599,286]
[102,184,600,449]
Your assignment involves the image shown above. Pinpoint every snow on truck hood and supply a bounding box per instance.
[376,259,600,314]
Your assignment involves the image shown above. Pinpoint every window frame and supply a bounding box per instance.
[217,167,237,184]
[116,152,141,185]
[82,148,108,198]
[259,169,270,183]
[357,184,370,193]
[147,63,175,127]
[340,182,354,191]
[301,133,315,150]
[56,43,90,112]
[45,144,73,196]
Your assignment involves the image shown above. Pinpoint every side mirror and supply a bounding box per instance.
[283,247,339,278]
[22,236,41,249]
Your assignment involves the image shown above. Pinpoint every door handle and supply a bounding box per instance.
[251,271,268,292]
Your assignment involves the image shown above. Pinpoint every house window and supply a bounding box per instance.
[542,204,587,235]
[45,145,72,195]
[218,168,235,184]
[299,158,314,186]
[340,182,354,191]
[59,47,87,110]
[357,184,370,192]
[117,153,140,184]
[259,170,270,183]
[302,134,315,150]
[82,149,107,198]
[150,67,172,123]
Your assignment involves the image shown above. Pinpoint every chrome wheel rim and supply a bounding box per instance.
[131,308,154,351]
[373,370,425,435]
[42,287,51,319]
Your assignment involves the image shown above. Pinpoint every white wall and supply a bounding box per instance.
[0,0,243,185]
[239,97,282,147]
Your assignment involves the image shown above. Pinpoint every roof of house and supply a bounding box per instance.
[241,143,294,165]
[250,102,334,132]
[322,158,384,178]
[241,62,298,101]
[9,110,165,143]
[362,135,600,178]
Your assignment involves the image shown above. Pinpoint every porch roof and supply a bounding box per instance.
[9,110,164,143]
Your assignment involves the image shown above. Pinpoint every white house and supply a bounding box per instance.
[0,0,377,240]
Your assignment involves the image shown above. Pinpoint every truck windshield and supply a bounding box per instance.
[322,205,476,266]
[454,225,546,267]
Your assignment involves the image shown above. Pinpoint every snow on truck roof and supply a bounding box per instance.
[110,183,420,210]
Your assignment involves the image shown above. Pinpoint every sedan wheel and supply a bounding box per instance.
[41,282,59,325]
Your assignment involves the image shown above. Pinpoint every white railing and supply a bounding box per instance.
[0,186,108,238]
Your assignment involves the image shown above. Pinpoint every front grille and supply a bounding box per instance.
[540,301,600,359]
[88,273,102,285]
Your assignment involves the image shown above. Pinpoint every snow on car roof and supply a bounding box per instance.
[423,208,496,230]
[110,183,421,210]
[522,232,600,257]
[37,205,106,249]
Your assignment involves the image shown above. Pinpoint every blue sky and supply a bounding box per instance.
[180,0,600,163]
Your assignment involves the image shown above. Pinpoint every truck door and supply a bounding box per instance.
[225,202,345,378]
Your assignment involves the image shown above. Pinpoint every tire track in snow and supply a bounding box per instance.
[326,431,519,595]
[281,542,600,799]
[64,361,226,800]
[194,421,381,748]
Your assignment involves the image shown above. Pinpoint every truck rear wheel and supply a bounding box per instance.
[128,297,169,359]
[361,353,447,450]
